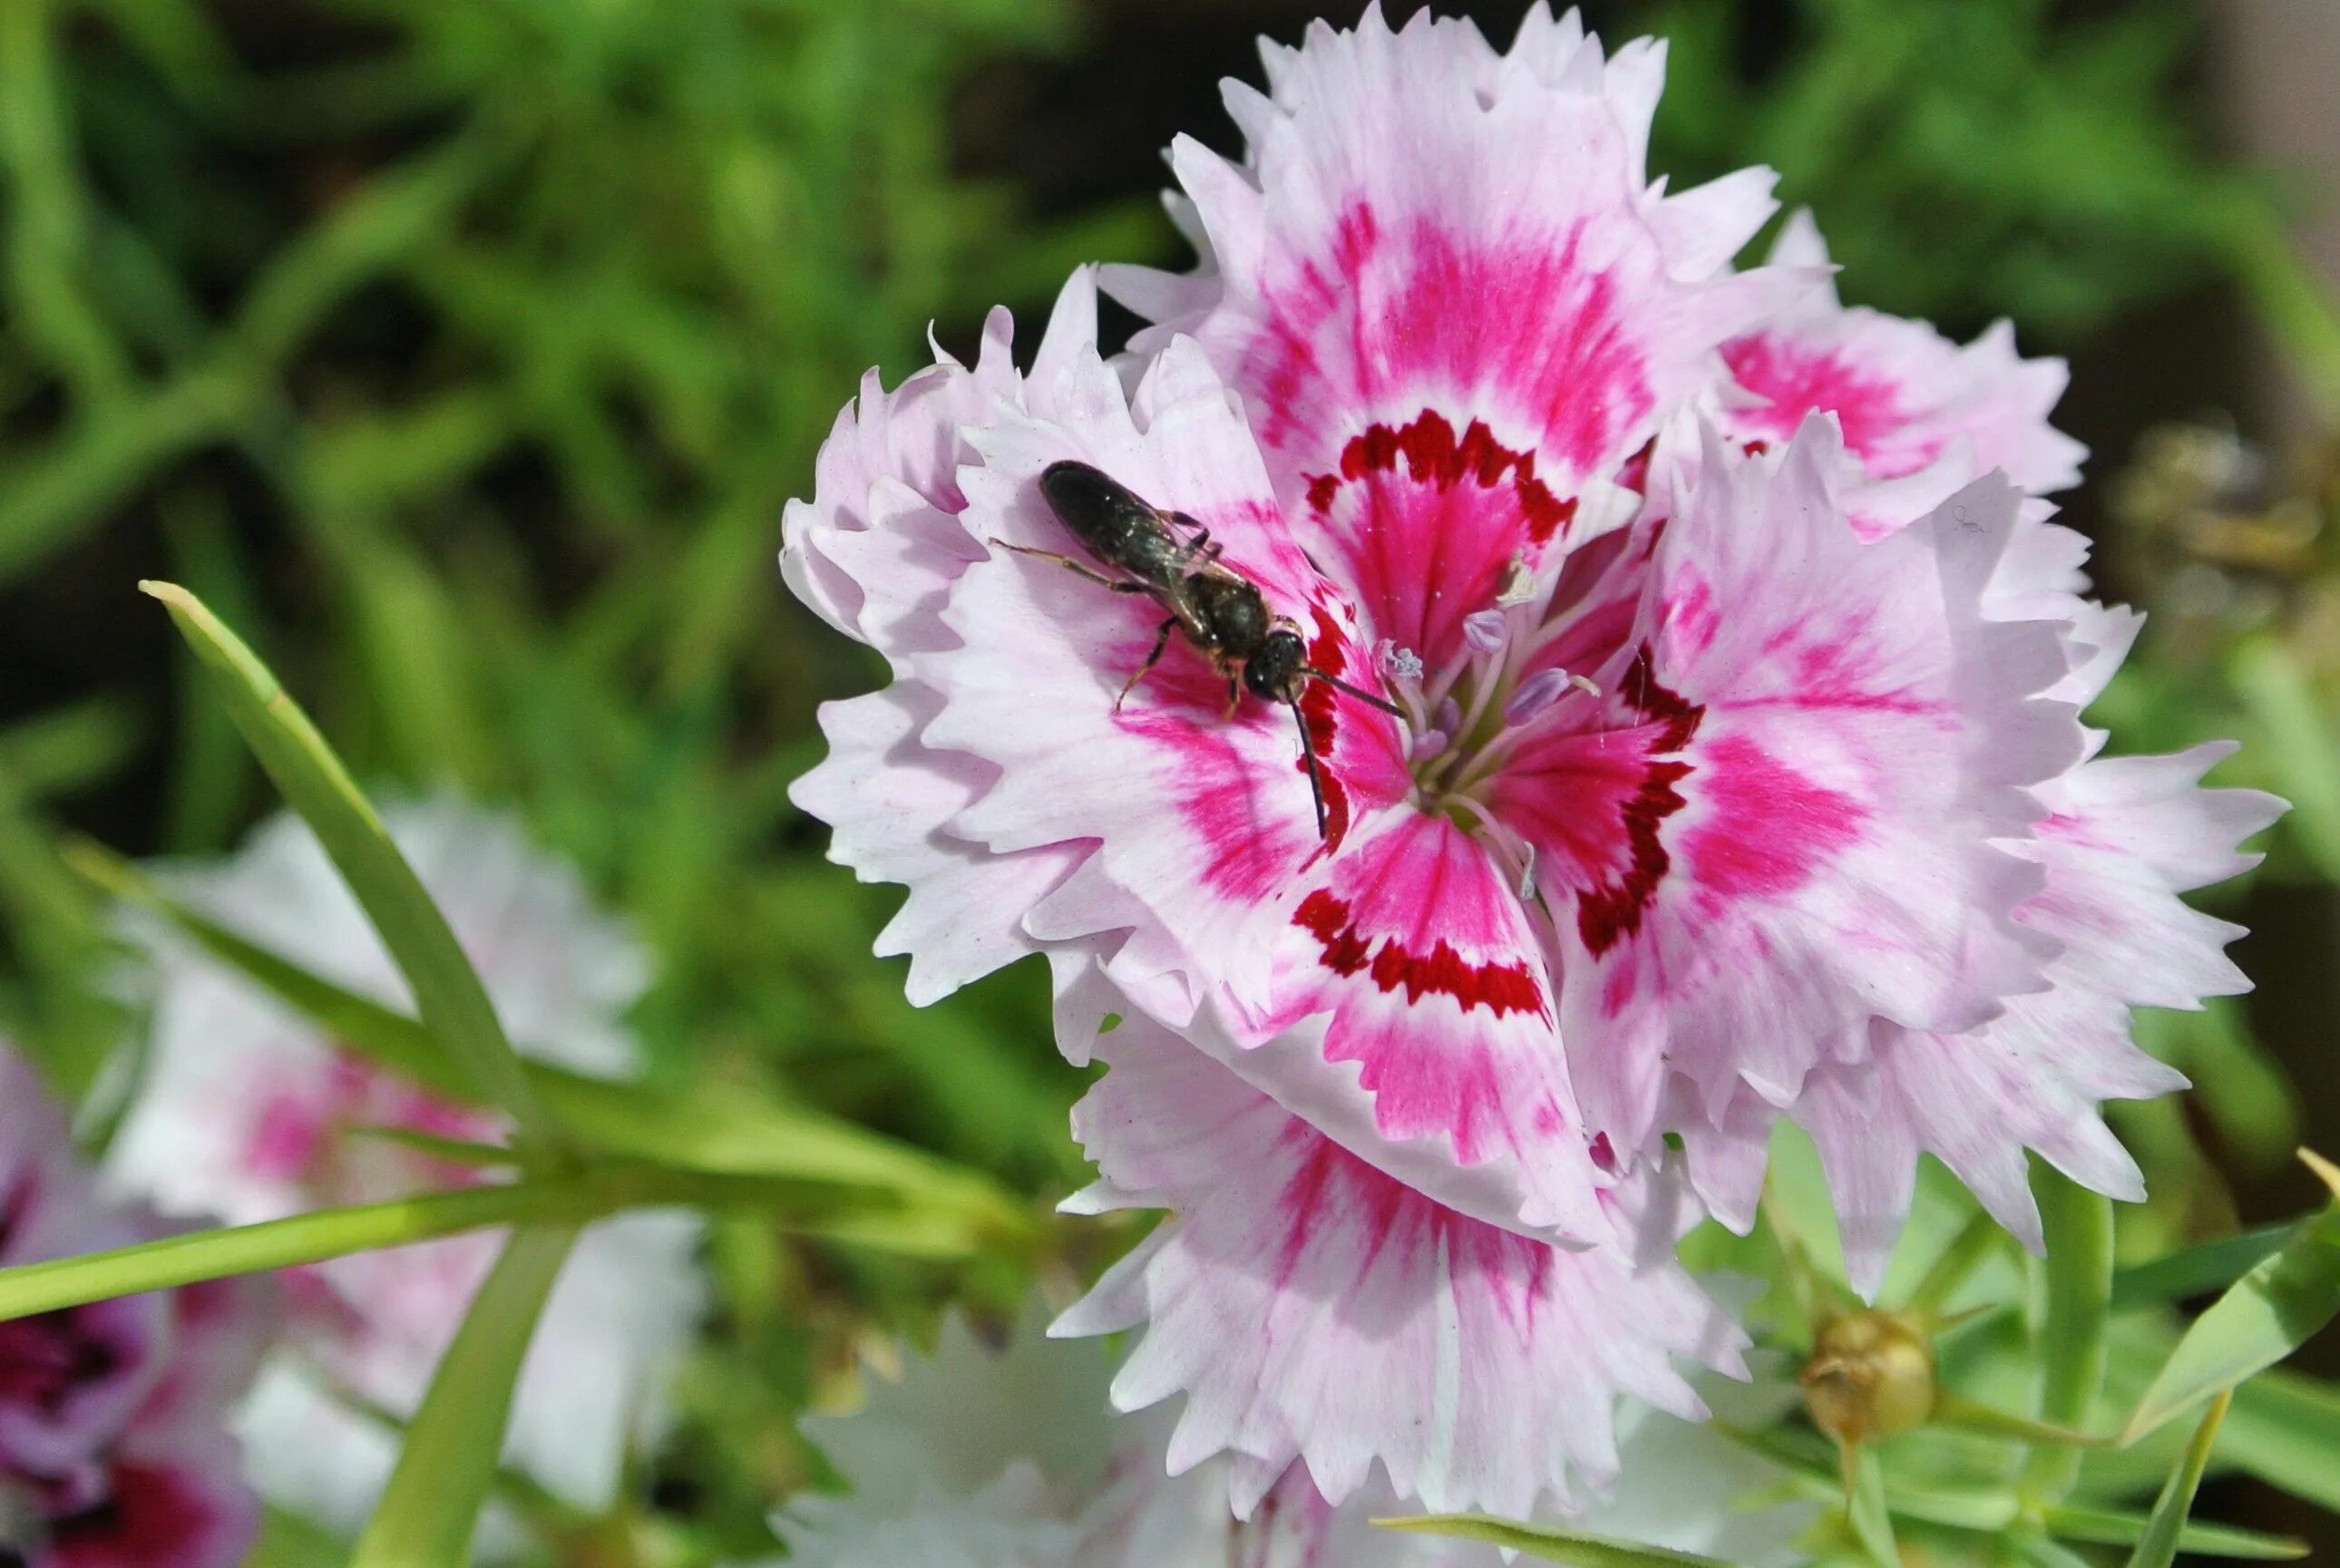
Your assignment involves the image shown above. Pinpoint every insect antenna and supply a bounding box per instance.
[1300,667,1405,717]
[1289,696,1330,842]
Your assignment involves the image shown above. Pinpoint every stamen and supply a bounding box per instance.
[1503,667,1572,725]
[1461,609,1508,655]
[1496,551,1539,609]
[1376,639,1426,685]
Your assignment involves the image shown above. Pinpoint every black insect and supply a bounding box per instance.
[994,459,1401,840]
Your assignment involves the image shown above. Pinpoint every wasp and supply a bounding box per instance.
[993,460,1401,840]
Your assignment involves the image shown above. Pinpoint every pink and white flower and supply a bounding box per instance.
[0,1050,277,1568]
[771,1291,1808,1568]
[105,797,707,1535]
[783,0,2274,1510]
[1711,209,2086,528]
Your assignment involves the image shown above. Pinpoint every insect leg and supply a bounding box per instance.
[1290,695,1330,842]
[989,539,1150,593]
[1115,618,1179,712]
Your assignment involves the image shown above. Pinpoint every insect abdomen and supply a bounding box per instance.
[1039,461,1185,585]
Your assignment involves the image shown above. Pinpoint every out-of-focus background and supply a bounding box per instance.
[0,0,2335,1558]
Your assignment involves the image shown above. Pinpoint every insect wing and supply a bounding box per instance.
[1039,462,1186,585]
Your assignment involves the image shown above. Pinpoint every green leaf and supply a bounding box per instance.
[0,700,138,800]
[2220,1366,2340,1513]
[66,836,449,1086]
[138,580,562,1154]
[2024,1164,2114,1499]
[2111,1222,2299,1310]
[1371,1514,1733,1566]
[2012,1536,2098,1568]
[2043,1502,2305,1560]
[350,1223,579,1567]
[74,841,1038,1255]
[2125,1390,2233,1568]
[0,1158,866,1327]
[1846,1445,1900,1568]
[2121,1193,2340,1443]
[0,1181,592,1322]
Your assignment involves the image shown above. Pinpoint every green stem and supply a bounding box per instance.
[1900,1207,2004,1316]
[2023,1166,2115,1502]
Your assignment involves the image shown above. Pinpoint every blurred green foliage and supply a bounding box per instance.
[0,0,2337,1561]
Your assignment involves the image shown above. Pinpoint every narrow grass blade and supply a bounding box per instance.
[139,580,561,1154]
[2125,1391,2234,1568]
[2122,1181,2340,1444]
[0,1181,591,1322]
[2111,1223,2301,1310]
[350,1223,578,1567]
[2044,1502,2305,1560]
[73,839,1033,1251]
[1847,1445,1900,1567]
[1372,1514,1733,1565]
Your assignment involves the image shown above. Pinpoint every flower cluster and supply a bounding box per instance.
[0,1050,275,1568]
[108,797,707,1537]
[770,1299,1809,1568]
[785,0,2277,1524]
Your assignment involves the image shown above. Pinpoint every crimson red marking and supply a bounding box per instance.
[1303,410,1579,543]
[49,1459,239,1568]
[1295,603,1356,854]
[1294,889,1545,1018]
[1576,644,1704,957]
[1615,436,1656,495]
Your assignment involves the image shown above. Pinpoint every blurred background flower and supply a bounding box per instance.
[103,796,705,1542]
[0,0,2335,1562]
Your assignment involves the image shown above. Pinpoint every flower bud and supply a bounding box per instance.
[1799,1310,1936,1446]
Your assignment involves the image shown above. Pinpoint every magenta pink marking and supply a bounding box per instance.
[1246,197,1654,491]
[1272,1126,1553,1331]
[1721,335,1935,477]
[1683,733,1866,898]
[243,1089,327,1182]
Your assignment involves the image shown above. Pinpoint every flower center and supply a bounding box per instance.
[1374,558,1597,901]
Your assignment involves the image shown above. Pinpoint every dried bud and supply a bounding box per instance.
[1800,1310,1936,1446]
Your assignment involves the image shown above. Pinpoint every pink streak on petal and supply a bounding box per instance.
[1682,734,1868,901]
[1721,336,1921,475]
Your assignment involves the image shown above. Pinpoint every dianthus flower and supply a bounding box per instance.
[106,797,707,1535]
[769,1296,1806,1568]
[783,0,2276,1512]
[0,1050,277,1568]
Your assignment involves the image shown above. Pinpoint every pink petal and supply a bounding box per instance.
[1525,423,2082,1153]
[1793,744,2280,1295]
[43,1450,260,1568]
[1717,210,2086,504]
[1108,7,1817,668]
[1056,1011,1744,1518]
